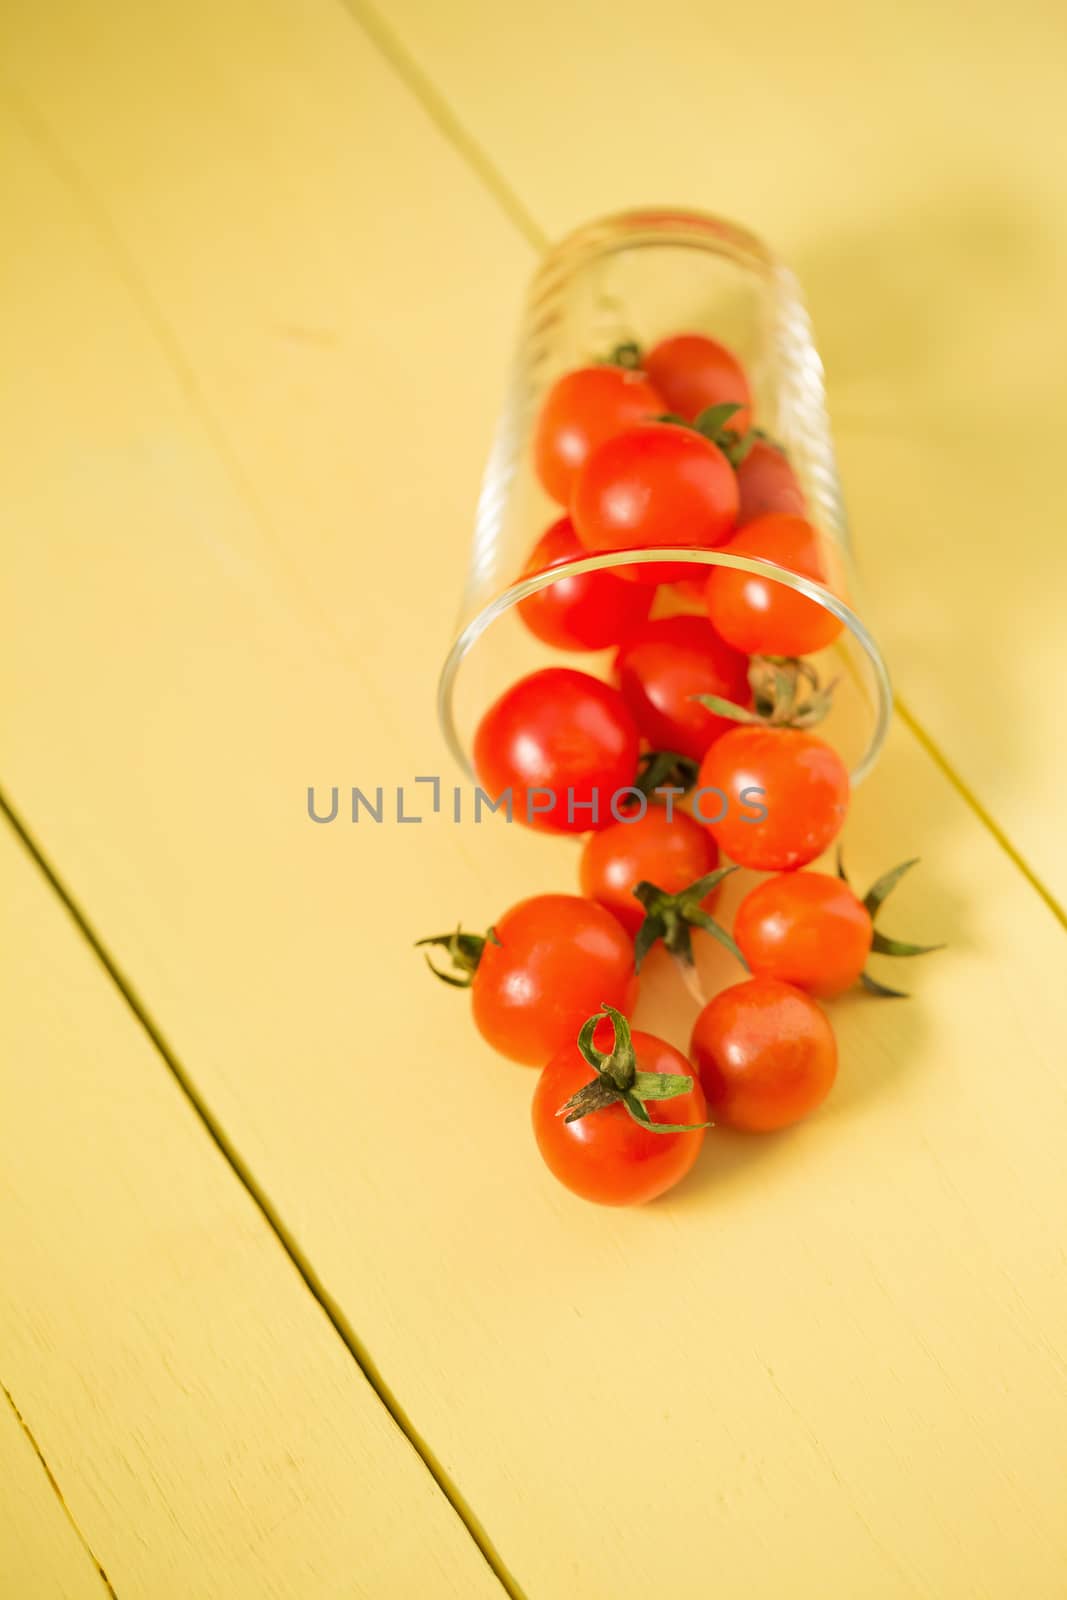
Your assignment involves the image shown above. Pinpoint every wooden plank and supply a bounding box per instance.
[0,1388,111,1600]
[1,3,1066,1597]
[0,816,507,1599]
[373,0,1067,908]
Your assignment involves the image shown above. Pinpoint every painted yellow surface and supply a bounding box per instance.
[1,2,1066,1598]
[0,1391,109,1600]
[375,0,1067,909]
[0,818,506,1599]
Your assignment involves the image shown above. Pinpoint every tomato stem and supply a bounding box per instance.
[562,1004,710,1134]
[693,656,837,731]
[414,924,500,988]
[657,403,782,468]
[632,868,746,974]
[635,749,700,798]
[598,339,644,370]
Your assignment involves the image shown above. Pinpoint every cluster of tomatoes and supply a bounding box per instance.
[422,332,936,1206]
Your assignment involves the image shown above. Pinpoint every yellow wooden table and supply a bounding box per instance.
[2,3,1065,1596]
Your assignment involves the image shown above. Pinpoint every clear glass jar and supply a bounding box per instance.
[438,208,891,789]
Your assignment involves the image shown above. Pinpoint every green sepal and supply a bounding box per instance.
[690,693,761,726]
[693,657,836,732]
[621,1091,712,1134]
[860,970,910,999]
[635,749,700,798]
[415,924,498,988]
[692,402,744,437]
[630,1070,694,1103]
[870,929,944,959]
[599,339,644,370]
[562,1003,709,1135]
[838,854,943,994]
[631,868,746,974]
[863,858,918,917]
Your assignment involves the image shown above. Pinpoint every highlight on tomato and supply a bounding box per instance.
[473,666,640,834]
[734,857,942,998]
[643,333,753,432]
[693,657,850,870]
[571,421,739,585]
[614,614,750,763]
[533,363,663,506]
[690,977,838,1132]
[517,516,654,651]
[417,895,637,1066]
[705,514,844,657]
[532,1003,708,1205]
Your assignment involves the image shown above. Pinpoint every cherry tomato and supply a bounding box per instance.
[468,895,637,1066]
[735,437,806,525]
[690,977,837,1131]
[643,333,753,432]
[572,423,739,585]
[579,804,720,937]
[516,516,653,651]
[706,514,844,657]
[533,1027,706,1203]
[696,727,849,870]
[474,667,639,834]
[734,871,872,998]
[614,615,750,763]
[533,365,663,506]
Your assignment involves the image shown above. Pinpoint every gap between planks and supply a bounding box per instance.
[1,1379,119,1599]
[0,791,528,1600]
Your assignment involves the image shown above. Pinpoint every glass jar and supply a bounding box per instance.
[438,208,891,793]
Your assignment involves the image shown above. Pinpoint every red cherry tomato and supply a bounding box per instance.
[643,334,753,432]
[469,895,637,1066]
[533,365,663,506]
[474,667,639,834]
[579,804,720,937]
[696,727,849,870]
[516,517,653,651]
[706,515,844,657]
[734,872,873,998]
[572,423,739,585]
[690,977,837,1131]
[533,1028,706,1203]
[735,437,806,525]
[614,615,750,763]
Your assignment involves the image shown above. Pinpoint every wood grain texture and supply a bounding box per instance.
[1,2,1066,1597]
[0,817,506,1600]
[371,0,1067,908]
[0,1389,111,1600]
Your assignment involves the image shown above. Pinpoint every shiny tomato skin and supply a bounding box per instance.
[643,334,753,432]
[706,514,844,657]
[690,977,837,1132]
[696,727,849,870]
[533,1029,706,1203]
[572,423,739,585]
[735,437,806,525]
[474,667,639,835]
[734,872,873,998]
[579,805,720,937]
[534,365,663,506]
[516,517,653,651]
[614,615,750,763]
[472,894,638,1066]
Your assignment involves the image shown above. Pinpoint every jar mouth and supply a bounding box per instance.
[437,547,892,787]
[531,207,780,285]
